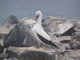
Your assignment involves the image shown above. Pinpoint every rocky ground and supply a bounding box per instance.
[0,16,80,60]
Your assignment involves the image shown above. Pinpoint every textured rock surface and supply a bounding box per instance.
[43,19,74,35]
[6,47,55,58]
[74,22,80,32]
[6,47,76,60]
[3,21,54,49]
[70,32,80,49]
[65,50,80,60]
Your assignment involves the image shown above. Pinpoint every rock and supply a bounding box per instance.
[0,26,11,39]
[0,15,18,39]
[48,16,65,20]
[65,50,80,60]
[19,50,56,60]
[70,32,80,49]
[43,19,59,34]
[57,36,71,49]
[3,20,53,49]
[73,22,80,32]
[58,36,71,42]
[0,53,8,59]
[46,16,80,36]
[43,19,74,35]
[6,47,75,60]
[55,21,73,35]
[2,15,18,26]
[2,15,18,30]
[0,43,4,53]
[6,47,55,59]
[0,39,4,53]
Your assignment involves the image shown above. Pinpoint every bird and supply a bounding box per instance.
[31,10,65,49]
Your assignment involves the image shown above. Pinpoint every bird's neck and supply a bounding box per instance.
[35,14,42,27]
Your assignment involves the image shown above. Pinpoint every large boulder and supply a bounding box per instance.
[43,19,74,35]
[3,20,53,49]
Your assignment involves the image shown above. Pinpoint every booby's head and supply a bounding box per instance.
[35,10,43,21]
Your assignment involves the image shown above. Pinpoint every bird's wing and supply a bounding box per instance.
[34,26,51,41]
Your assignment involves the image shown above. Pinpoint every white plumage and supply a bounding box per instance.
[32,11,51,41]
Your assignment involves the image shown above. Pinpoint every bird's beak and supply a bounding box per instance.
[35,15,39,21]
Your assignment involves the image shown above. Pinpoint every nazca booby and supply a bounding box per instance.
[31,10,65,49]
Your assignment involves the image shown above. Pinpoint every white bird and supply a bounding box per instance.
[32,11,51,40]
[31,10,65,49]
